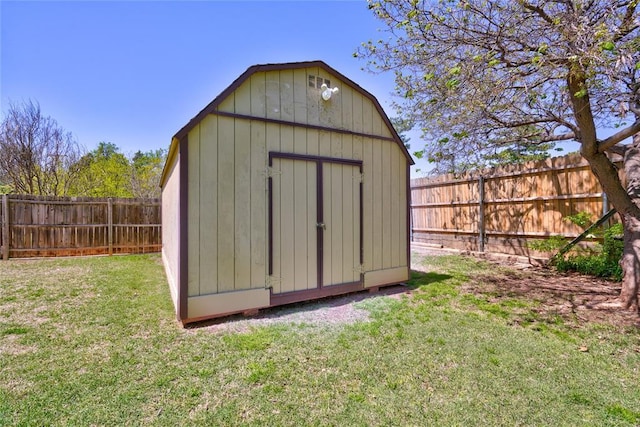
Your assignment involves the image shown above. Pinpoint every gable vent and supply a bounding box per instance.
[308,75,330,89]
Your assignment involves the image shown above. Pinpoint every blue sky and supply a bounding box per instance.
[1,0,435,174]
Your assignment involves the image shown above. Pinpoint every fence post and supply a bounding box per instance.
[478,176,485,252]
[1,194,8,260]
[107,198,113,256]
[602,192,610,229]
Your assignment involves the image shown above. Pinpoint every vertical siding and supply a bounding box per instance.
[361,142,408,273]
[265,70,281,120]
[217,116,236,292]
[266,123,281,293]
[325,163,360,285]
[234,119,251,289]
[161,151,180,308]
[187,125,201,297]
[199,116,218,295]
[250,121,267,289]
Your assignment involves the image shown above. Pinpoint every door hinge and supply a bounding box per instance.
[265,167,282,178]
[354,264,366,274]
[355,172,364,183]
[266,276,281,288]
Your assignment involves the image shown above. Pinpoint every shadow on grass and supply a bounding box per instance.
[407,270,453,290]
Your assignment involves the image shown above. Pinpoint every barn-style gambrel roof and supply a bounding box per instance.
[161,60,413,187]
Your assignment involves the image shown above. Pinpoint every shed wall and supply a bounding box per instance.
[178,65,408,313]
[161,150,180,307]
[187,126,407,297]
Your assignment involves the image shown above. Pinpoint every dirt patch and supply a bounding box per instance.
[463,266,640,329]
[413,245,640,329]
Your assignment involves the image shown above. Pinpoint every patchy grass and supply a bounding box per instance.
[1,253,639,426]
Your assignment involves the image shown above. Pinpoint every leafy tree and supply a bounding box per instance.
[390,116,414,149]
[129,149,166,199]
[70,142,133,197]
[357,0,640,311]
[0,100,83,195]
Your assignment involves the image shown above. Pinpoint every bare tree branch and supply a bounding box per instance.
[598,120,640,152]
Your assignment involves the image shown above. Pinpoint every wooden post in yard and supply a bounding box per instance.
[602,192,610,229]
[2,194,9,260]
[107,198,113,256]
[478,176,485,252]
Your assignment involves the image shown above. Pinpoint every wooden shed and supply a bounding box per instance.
[160,61,414,325]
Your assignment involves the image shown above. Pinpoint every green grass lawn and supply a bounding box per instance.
[1,253,639,426]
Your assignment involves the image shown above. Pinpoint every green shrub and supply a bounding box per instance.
[555,223,623,281]
[602,223,624,262]
[564,211,593,229]
[528,235,568,253]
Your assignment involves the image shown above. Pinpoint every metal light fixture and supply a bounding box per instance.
[320,83,339,101]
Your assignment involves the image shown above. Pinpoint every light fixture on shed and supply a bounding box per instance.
[320,83,339,101]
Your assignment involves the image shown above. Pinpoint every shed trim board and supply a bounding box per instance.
[161,61,412,325]
[214,110,398,143]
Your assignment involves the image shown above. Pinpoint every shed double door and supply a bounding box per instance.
[269,152,362,297]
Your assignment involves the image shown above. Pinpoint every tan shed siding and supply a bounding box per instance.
[191,114,270,297]
[293,68,308,123]
[161,151,180,309]
[362,140,408,273]
[364,266,409,288]
[234,118,252,290]
[219,67,393,141]
[187,125,201,297]
[249,121,267,289]
[266,70,281,120]
[187,288,270,320]
[218,91,235,113]
[198,115,218,295]
[351,85,364,134]
[234,77,252,116]
[250,73,267,117]
[306,67,321,126]
[372,139,384,270]
[341,83,354,131]
[280,69,294,122]
[216,116,236,292]
[362,94,375,136]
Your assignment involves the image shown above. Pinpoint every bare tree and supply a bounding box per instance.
[0,100,83,196]
[357,0,640,311]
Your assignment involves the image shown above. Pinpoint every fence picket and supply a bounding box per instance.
[410,153,619,257]
[0,195,161,259]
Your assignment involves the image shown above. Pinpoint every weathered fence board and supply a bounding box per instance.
[410,153,620,257]
[0,195,161,259]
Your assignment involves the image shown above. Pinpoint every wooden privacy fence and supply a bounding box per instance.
[410,153,620,257]
[0,195,161,259]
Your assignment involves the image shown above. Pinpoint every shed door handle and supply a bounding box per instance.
[316,222,326,230]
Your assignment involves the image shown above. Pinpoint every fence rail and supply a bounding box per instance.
[0,195,161,260]
[410,153,620,257]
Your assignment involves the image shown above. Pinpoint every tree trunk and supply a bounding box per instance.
[620,133,640,311]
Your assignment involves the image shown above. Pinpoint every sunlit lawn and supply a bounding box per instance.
[1,253,639,426]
